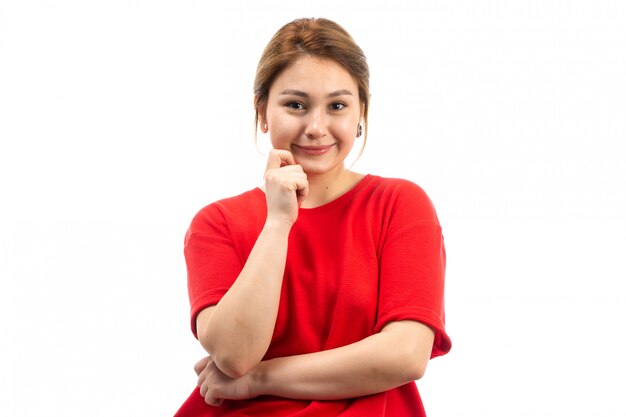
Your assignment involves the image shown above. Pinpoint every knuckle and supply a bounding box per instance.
[264,170,279,181]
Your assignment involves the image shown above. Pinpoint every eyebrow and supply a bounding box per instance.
[279,89,354,98]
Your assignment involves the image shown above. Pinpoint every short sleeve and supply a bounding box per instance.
[184,203,243,338]
[374,183,451,358]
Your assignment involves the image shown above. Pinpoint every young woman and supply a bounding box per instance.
[175,17,451,417]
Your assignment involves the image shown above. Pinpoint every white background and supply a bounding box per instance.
[1,1,625,416]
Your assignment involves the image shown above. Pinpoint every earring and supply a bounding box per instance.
[262,122,268,133]
[356,124,363,138]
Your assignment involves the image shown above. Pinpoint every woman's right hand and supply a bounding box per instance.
[195,356,256,406]
[264,149,309,227]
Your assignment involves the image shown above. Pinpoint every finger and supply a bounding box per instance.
[204,387,224,407]
[296,182,309,206]
[197,367,207,389]
[265,149,295,171]
[197,360,212,388]
[206,397,223,407]
[282,171,308,204]
[194,356,210,376]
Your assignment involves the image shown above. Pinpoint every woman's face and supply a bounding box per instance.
[262,56,363,177]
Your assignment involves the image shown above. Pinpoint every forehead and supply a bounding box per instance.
[269,56,358,96]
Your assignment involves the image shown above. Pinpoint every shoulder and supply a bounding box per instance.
[187,188,265,236]
[367,175,430,199]
[365,175,439,223]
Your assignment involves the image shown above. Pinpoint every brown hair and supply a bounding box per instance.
[253,18,370,150]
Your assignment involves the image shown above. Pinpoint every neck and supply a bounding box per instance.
[300,167,363,209]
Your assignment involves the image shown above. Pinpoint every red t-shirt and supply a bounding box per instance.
[175,174,451,417]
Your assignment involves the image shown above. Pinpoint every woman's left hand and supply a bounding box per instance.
[194,356,256,406]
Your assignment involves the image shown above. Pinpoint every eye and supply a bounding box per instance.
[287,102,305,110]
[330,102,346,110]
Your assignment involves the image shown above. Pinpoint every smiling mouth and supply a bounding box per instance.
[293,144,335,155]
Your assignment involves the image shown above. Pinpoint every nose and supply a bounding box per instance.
[304,108,327,139]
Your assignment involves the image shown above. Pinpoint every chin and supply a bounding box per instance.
[299,161,342,177]
[299,164,323,175]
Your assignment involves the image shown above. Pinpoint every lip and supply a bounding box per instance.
[293,144,335,155]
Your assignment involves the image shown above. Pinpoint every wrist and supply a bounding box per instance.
[247,360,271,398]
[264,216,295,232]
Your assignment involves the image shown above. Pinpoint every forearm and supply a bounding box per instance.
[249,321,434,400]
[201,220,291,377]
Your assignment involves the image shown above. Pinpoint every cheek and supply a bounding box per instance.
[268,113,301,136]
[268,116,302,149]
[331,117,358,139]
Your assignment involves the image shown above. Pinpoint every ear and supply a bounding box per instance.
[254,95,268,133]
